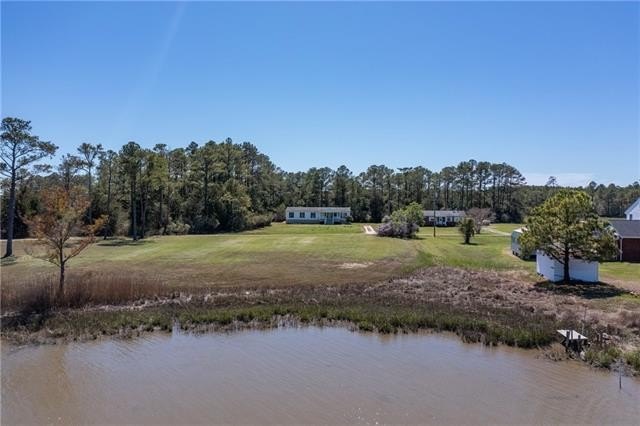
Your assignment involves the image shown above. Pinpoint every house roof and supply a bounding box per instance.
[285,206,351,212]
[609,219,640,238]
[423,210,465,217]
[625,197,640,215]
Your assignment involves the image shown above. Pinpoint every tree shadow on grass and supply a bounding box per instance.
[97,239,156,247]
[533,281,629,299]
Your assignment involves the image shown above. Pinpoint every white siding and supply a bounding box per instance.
[625,198,640,220]
[511,229,523,256]
[536,251,599,282]
[285,207,351,224]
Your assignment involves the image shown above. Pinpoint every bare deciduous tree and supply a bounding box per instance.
[25,186,105,297]
[466,207,495,234]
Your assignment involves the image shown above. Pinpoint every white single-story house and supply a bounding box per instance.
[625,197,640,220]
[536,251,599,283]
[285,207,351,224]
[423,210,465,227]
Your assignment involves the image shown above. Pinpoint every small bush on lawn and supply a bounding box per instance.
[378,202,422,239]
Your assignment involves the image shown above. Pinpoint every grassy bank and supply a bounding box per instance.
[2,224,638,375]
[2,265,639,375]
[3,302,556,349]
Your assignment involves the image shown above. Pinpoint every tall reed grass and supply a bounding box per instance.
[1,271,164,314]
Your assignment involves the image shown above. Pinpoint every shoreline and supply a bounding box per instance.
[3,312,639,381]
[2,266,639,375]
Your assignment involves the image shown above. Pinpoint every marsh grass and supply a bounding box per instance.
[624,350,640,372]
[585,346,623,369]
[3,301,558,349]
[1,271,165,314]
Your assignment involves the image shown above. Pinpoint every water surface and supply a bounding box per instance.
[2,327,639,424]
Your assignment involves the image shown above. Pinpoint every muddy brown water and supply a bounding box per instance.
[2,327,639,425]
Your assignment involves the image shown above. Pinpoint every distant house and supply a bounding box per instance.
[285,207,351,224]
[608,219,640,262]
[625,197,640,220]
[536,251,599,282]
[423,210,465,227]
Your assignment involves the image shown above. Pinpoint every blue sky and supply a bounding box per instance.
[2,1,639,186]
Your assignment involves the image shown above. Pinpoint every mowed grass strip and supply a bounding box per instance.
[486,223,523,233]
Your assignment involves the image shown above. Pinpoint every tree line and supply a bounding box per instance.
[2,117,639,255]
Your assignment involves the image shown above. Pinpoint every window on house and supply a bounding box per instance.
[310,212,316,219]
[300,212,305,218]
[334,212,338,217]
[288,212,294,218]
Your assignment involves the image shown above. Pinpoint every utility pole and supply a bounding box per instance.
[432,195,437,238]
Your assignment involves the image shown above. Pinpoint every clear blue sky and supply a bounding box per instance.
[2,1,639,186]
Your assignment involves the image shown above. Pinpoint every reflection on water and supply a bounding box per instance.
[2,327,639,425]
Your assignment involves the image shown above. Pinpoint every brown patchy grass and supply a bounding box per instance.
[3,266,638,344]
[1,271,165,314]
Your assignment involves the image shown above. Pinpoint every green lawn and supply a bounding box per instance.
[2,222,637,290]
[245,223,366,235]
[414,226,535,273]
[1,224,415,288]
[600,262,640,287]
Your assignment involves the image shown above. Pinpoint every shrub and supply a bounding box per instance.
[458,217,476,244]
[585,346,622,369]
[165,221,191,235]
[466,207,494,233]
[378,203,422,239]
[246,214,272,229]
[190,216,219,234]
[624,350,640,372]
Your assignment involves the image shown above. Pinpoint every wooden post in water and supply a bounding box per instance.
[611,358,624,391]
[617,359,623,391]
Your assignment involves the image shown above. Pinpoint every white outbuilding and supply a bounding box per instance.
[510,227,533,258]
[535,251,599,283]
